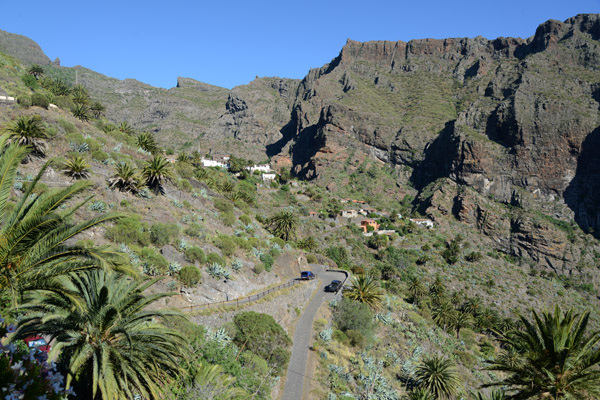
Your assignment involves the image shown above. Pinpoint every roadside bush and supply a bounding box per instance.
[306,254,318,264]
[53,95,74,110]
[104,216,150,246]
[31,92,49,109]
[17,95,31,107]
[333,298,375,339]
[178,265,201,286]
[325,246,351,269]
[150,222,180,246]
[214,234,237,257]
[232,312,291,375]
[21,74,38,89]
[184,246,206,264]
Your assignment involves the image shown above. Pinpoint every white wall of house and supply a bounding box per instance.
[201,159,228,168]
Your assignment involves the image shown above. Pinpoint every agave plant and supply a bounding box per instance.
[62,155,91,179]
[136,132,159,154]
[142,155,174,195]
[2,114,49,160]
[108,162,144,194]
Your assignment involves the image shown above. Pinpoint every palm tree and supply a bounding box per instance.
[62,155,91,179]
[143,154,174,195]
[345,273,383,309]
[451,310,473,339]
[27,64,44,79]
[472,390,505,400]
[12,270,186,400]
[408,275,427,305]
[137,132,159,154]
[266,210,298,241]
[108,162,144,194]
[118,121,135,135]
[90,101,106,119]
[486,306,600,399]
[72,103,90,121]
[432,299,457,331]
[0,137,129,308]
[462,297,482,317]
[429,275,446,303]
[411,387,435,400]
[2,114,49,160]
[415,356,461,399]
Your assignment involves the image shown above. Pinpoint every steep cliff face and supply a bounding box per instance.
[274,14,600,270]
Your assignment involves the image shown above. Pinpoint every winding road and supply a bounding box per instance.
[281,264,346,400]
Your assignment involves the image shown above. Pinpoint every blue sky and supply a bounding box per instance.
[2,1,598,89]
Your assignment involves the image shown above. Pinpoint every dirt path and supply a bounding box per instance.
[281,264,346,400]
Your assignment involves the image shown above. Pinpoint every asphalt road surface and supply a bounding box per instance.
[281,264,346,400]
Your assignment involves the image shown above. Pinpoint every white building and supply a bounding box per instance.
[201,158,229,168]
[409,218,434,228]
[341,210,359,218]
[262,173,277,182]
[247,164,272,173]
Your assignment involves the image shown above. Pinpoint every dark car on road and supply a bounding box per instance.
[324,280,342,292]
[300,271,316,280]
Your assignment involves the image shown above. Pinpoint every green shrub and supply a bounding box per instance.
[306,254,318,264]
[232,312,291,375]
[333,298,375,339]
[465,251,483,262]
[233,237,251,251]
[214,235,237,257]
[104,216,150,246]
[150,223,180,246]
[254,263,265,274]
[91,150,108,162]
[178,265,201,287]
[21,74,38,89]
[260,253,274,272]
[53,95,74,110]
[214,199,233,213]
[184,223,203,238]
[17,95,31,107]
[31,92,49,109]
[221,211,236,227]
[139,247,169,275]
[184,246,206,264]
[206,252,225,266]
[239,214,252,225]
[345,329,366,348]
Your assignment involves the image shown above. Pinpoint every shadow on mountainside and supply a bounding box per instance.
[564,126,600,239]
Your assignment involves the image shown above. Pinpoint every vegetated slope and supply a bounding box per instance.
[3,25,600,398]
